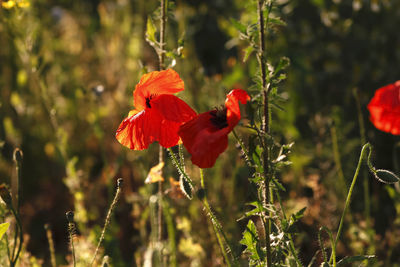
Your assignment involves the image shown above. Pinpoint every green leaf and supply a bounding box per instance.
[240,220,262,261]
[373,169,400,184]
[268,17,287,27]
[230,18,247,34]
[0,222,10,240]
[244,201,266,218]
[274,57,290,75]
[286,207,306,233]
[337,255,376,266]
[243,46,255,62]
[146,17,157,44]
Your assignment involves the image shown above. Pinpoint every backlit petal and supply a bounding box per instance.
[115,109,162,150]
[179,112,230,168]
[225,89,250,129]
[368,81,400,135]
[134,69,185,110]
[151,94,196,123]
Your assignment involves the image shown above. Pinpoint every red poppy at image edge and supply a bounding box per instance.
[367,80,400,135]
[178,89,251,168]
[115,69,197,150]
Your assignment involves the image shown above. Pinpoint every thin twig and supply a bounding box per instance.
[45,224,57,267]
[90,178,123,266]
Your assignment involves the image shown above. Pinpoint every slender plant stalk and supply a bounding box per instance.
[200,169,232,267]
[320,226,336,267]
[66,212,76,267]
[90,178,123,266]
[159,0,167,70]
[257,1,272,266]
[162,200,177,267]
[167,148,236,265]
[156,0,167,253]
[353,88,371,231]
[167,148,195,188]
[45,224,57,267]
[9,206,23,267]
[329,143,371,264]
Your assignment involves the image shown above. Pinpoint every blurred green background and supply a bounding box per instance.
[1,0,400,266]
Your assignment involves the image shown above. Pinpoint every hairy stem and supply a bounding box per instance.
[200,169,233,267]
[257,0,272,266]
[90,179,123,266]
[167,148,236,264]
[159,0,167,70]
[157,0,167,254]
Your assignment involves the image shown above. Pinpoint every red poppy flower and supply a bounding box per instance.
[178,89,250,168]
[116,69,196,150]
[367,81,400,135]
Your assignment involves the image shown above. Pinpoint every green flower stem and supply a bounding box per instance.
[157,0,167,256]
[167,148,195,189]
[329,143,371,264]
[321,226,336,267]
[167,148,236,265]
[257,0,273,266]
[199,169,232,267]
[353,88,372,236]
[9,205,23,267]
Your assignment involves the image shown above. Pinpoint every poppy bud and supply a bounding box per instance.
[66,211,75,223]
[196,188,206,200]
[0,184,12,207]
[13,148,23,164]
[373,169,400,184]
[117,178,123,188]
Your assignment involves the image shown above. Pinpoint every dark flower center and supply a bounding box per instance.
[146,94,156,108]
[210,107,228,129]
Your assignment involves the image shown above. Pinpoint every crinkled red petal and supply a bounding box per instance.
[134,69,185,110]
[225,89,251,129]
[115,109,181,150]
[115,109,161,150]
[151,94,196,123]
[179,112,230,168]
[368,81,400,135]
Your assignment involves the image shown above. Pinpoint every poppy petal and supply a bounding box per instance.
[151,94,196,123]
[368,81,400,135]
[116,108,162,150]
[116,107,186,149]
[225,89,250,128]
[134,69,185,110]
[179,112,230,168]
